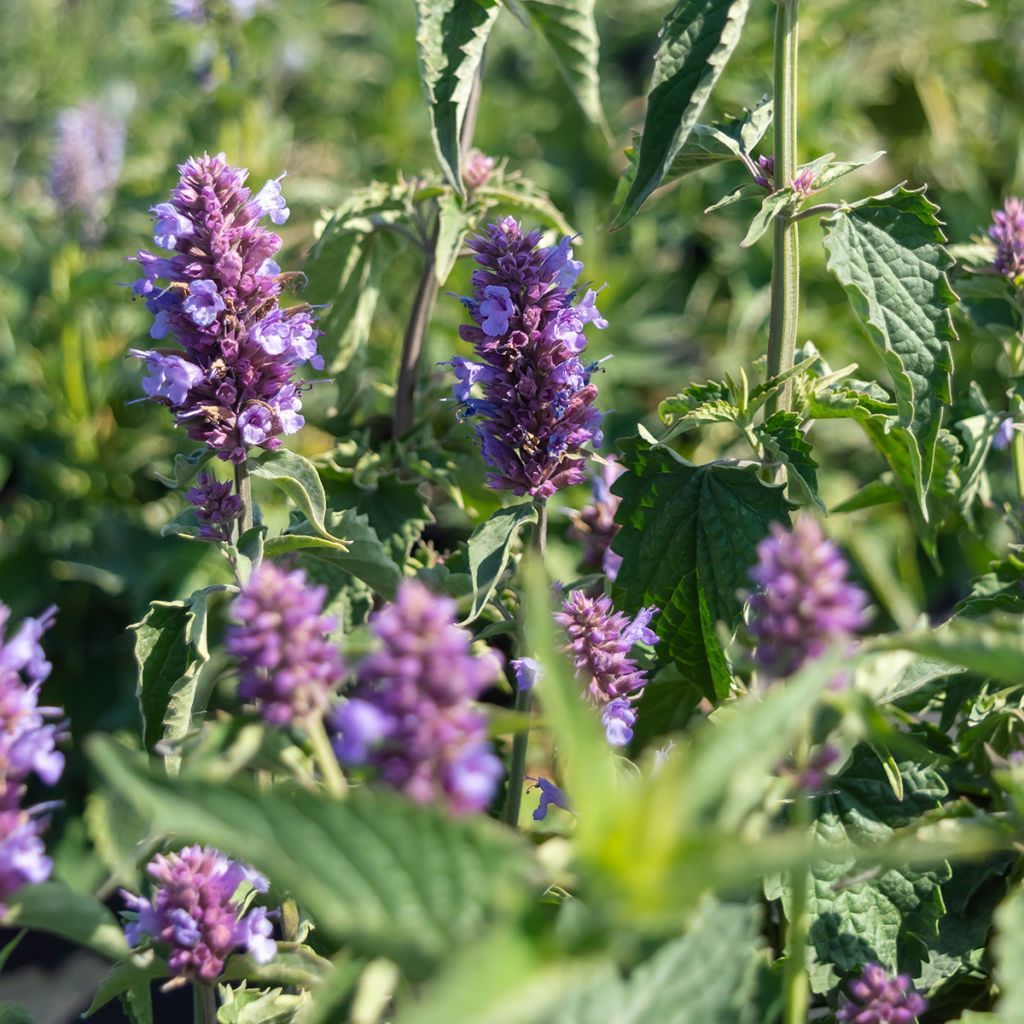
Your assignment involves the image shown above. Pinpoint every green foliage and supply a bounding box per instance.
[463,502,539,623]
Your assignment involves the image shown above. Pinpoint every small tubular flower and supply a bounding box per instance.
[567,456,624,579]
[121,845,275,982]
[989,197,1024,281]
[836,963,927,1024]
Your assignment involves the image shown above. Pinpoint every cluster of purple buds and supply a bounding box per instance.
[122,845,275,982]
[790,166,816,197]
[0,603,65,912]
[754,154,775,189]
[449,217,607,499]
[747,518,869,681]
[186,471,242,540]
[554,592,658,747]
[836,963,927,1023]
[463,150,495,192]
[333,580,504,815]
[989,196,1024,281]
[128,153,323,463]
[226,562,346,727]
[567,456,624,579]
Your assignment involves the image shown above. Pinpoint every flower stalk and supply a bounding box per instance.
[235,461,254,536]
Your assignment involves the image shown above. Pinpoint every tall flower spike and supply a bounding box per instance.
[567,456,624,579]
[332,580,504,815]
[555,592,658,746]
[226,562,346,726]
[990,197,1024,281]
[836,963,927,1024]
[747,517,869,681]
[127,153,323,462]
[121,845,275,982]
[450,218,606,499]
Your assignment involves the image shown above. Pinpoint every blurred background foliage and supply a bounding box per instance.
[1,0,1022,820]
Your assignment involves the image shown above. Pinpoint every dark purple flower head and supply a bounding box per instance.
[333,580,504,815]
[555,593,657,745]
[463,150,495,191]
[122,845,275,982]
[128,153,323,462]
[186,472,242,540]
[990,197,1024,281]
[837,963,927,1024]
[747,518,869,681]
[567,456,624,579]
[450,218,606,499]
[226,562,346,726]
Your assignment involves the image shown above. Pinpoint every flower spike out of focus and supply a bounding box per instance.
[836,962,927,1024]
[990,196,1024,282]
[127,153,323,462]
[448,217,606,499]
[567,456,625,579]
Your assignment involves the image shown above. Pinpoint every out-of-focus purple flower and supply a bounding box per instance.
[527,777,570,821]
[226,562,345,726]
[49,102,125,231]
[994,416,1021,451]
[0,806,53,914]
[836,963,927,1024]
[463,150,495,191]
[332,580,503,815]
[128,154,322,462]
[186,472,242,540]
[754,154,775,189]
[791,167,816,196]
[747,518,869,681]
[555,592,658,745]
[780,743,840,792]
[449,218,606,499]
[568,456,625,579]
[170,0,205,20]
[121,845,275,982]
[511,657,542,692]
[990,197,1024,281]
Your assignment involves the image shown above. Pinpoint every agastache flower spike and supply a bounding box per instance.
[127,153,323,462]
[186,472,242,540]
[836,963,927,1024]
[449,218,606,499]
[989,196,1024,281]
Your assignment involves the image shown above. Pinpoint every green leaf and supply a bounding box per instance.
[463,502,538,624]
[217,986,308,1024]
[612,0,752,229]
[475,181,574,236]
[704,182,762,214]
[434,190,472,284]
[821,187,957,507]
[153,447,214,489]
[252,449,337,543]
[611,438,790,700]
[0,931,25,972]
[88,737,530,974]
[657,380,740,439]
[994,889,1024,1021]
[810,151,885,192]
[756,411,823,512]
[628,665,703,749]
[86,956,168,1018]
[414,0,502,193]
[739,189,794,248]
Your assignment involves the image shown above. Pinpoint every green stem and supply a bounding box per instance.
[1010,337,1024,506]
[766,0,801,416]
[392,237,439,438]
[235,461,254,536]
[783,785,811,1024]
[307,713,347,799]
[193,983,217,1024]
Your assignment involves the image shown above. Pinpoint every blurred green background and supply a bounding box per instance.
[1,0,1022,796]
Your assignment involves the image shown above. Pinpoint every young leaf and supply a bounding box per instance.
[434,190,473,284]
[821,187,957,506]
[739,189,794,248]
[462,502,539,624]
[756,410,824,512]
[612,0,753,229]
[414,0,502,193]
[611,437,790,700]
[657,379,740,440]
[252,449,338,544]
[811,151,885,192]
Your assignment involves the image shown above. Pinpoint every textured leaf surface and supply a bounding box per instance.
[463,502,538,623]
[613,0,752,228]
[253,449,336,542]
[611,438,789,699]
[757,411,823,511]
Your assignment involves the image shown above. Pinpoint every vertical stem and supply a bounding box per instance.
[393,240,439,438]
[307,713,348,799]
[766,0,801,416]
[783,740,811,1024]
[1010,336,1024,506]
[193,983,217,1024]
[235,461,254,535]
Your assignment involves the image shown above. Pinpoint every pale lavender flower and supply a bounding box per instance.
[129,349,205,406]
[186,472,242,540]
[0,806,53,914]
[526,777,570,821]
[791,167,816,196]
[990,197,1024,281]
[121,845,275,982]
[601,699,637,747]
[511,657,542,692]
[567,456,624,579]
[836,963,927,1024]
[994,416,1021,451]
[463,150,495,191]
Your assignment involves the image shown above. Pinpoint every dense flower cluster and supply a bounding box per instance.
[122,845,275,981]
[0,603,64,912]
[555,592,658,746]
[450,217,606,498]
[186,471,242,540]
[49,101,125,230]
[333,580,503,815]
[747,518,869,681]
[128,153,323,462]
[836,963,927,1023]
[567,456,624,579]
[226,562,345,726]
[989,196,1024,281]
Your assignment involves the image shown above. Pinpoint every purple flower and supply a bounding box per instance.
[250,309,324,369]
[791,167,816,196]
[836,963,927,1024]
[121,845,275,982]
[0,806,53,914]
[226,562,346,726]
[568,457,625,579]
[994,415,1020,451]
[526,777,571,821]
[151,202,193,249]
[182,279,226,327]
[250,176,289,225]
[332,581,503,815]
[747,518,869,681]
[462,150,495,191]
[186,472,242,540]
[130,349,205,406]
[170,0,205,20]
[511,657,542,692]
[601,699,636,746]
[755,154,775,189]
[990,197,1024,281]
[450,218,606,499]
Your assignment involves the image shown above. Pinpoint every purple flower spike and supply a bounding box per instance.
[747,518,869,681]
[226,562,346,726]
[449,217,606,499]
[186,472,242,540]
[836,963,927,1024]
[0,807,53,913]
[568,457,624,579]
[332,580,504,815]
[527,777,571,821]
[990,197,1024,281]
[121,845,275,982]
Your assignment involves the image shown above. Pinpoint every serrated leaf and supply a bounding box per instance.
[88,737,530,974]
[811,151,885,192]
[463,502,539,624]
[740,189,793,248]
[757,411,823,512]
[611,438,790,700]
[612,0,752,229]
[475,183,574,236]
[434,190,473,284]
[414,0,502,193]
[822,187,957,506]
[657,380,740,439]
[252,449,338,544]
[217,986,308,1024]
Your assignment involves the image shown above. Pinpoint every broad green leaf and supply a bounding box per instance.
[88,736,530,974]
[86,956,167,1018]
[756,411,824,512]
[657,379,740,440]
[0,1008,35,1024]
[739,189,793,248]
[612,0,752,229]
[994,890,1024,1022]
[1,881,129,960]
[822,187,957,506]
[434,190,472,284]
[217,986,308,1024]
[955,550,1024,617]
[414,0,502,193]
[252,449,337,543]
[628,664,703,749]
[463,502,539,624]
[611,438,790,700]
